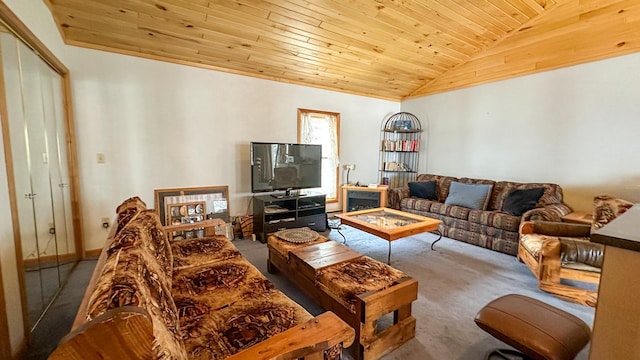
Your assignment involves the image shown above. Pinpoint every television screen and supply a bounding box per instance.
[250,142,322,193]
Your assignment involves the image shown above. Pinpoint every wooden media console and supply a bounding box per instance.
[267,235,418,360]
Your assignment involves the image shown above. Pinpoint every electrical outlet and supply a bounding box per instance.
[101,217,110,228]
[344,164,356,170]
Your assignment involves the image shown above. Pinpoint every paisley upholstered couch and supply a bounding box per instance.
[388,174,572,256]
[50,197,354,360]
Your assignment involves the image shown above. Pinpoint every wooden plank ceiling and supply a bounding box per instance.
[45,0,640,100]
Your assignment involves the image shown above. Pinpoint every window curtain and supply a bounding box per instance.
[300,111,339,199]
[300,112,339,170]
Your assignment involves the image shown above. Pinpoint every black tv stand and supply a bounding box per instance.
[253,193,327,242]
[271,188,298,199]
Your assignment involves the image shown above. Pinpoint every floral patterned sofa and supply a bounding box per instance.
[50,197,354,360]
[388,174,572,255]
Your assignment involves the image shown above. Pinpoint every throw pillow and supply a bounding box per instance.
[502,187,545,216]
[444,181,493,210]
[408,181,437,200]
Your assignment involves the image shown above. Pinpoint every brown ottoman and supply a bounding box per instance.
[474,294,591,360]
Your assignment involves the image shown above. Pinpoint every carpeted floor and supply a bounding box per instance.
[235,224,595,360]
[22,260,96,360]
[28,226,595,359]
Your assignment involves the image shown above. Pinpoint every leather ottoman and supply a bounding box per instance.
[474,294,591,360]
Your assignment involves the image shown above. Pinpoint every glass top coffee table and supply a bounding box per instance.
[335,207,442,264]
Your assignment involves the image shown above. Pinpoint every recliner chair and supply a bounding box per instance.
[518,195,633,307]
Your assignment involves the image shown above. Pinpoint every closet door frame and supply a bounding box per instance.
[0,1,83,351]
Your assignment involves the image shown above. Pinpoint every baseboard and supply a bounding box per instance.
[23,253,78,270]
[84,248,102,259]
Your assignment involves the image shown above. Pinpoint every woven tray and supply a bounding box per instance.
[274,228,319,243]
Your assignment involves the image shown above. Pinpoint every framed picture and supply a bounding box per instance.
[154,185,230,226]
[164,201,207,240]
[166,201,206,226]
[393,119,411,130]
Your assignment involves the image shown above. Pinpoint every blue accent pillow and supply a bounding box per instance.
[502,187,545,216]
[408,181,437,200]
[444,181,493,210]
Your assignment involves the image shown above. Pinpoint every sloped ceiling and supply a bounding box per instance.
[45,0,640,100]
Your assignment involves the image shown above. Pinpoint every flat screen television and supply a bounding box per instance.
[250,142,322,195]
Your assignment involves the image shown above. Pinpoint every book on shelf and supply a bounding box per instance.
[382,162,412,171]
[381,139,419,151]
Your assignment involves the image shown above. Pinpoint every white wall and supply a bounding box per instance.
[402,53,640,212]
[68,50,398,249]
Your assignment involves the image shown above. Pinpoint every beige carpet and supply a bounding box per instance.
[234,224,595,360]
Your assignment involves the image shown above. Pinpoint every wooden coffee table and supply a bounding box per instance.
[336,207,442,264]
[267,236,418,360]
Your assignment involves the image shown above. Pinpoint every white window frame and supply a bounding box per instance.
[297,109,340,203]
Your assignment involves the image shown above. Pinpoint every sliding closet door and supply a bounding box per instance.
[42,62,76,282]
[0,28,76,330]
[19,38,60,324]
[0,3,82,350]
[0,31,46,327]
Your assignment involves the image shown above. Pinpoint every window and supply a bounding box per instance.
[297,109,340,202]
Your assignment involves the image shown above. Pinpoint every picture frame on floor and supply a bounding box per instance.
[154,185,230,226]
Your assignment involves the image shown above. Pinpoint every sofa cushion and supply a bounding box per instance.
[172,257,272,311]
[502,187,545,216]
[430,203,471,220]
[432,202,473,221]
[401,197,436,213]
[445,181,493,210]
[560,238,605,269]
[180,291,312,360]
[408,181,437,200]
[171,236,241,270]
[429,202,446,216]
[591,195,634,233]
[447,205,472,220]
[520,234,601,271]
[468,210,522,232]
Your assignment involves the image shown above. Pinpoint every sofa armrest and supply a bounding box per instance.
[388,187,410,209]
[520,221,592,237]
[52,309,354,360]
[522,203,573,222]
[228,311,355,360]
[538,237,562,283]
[49,307,153,360]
